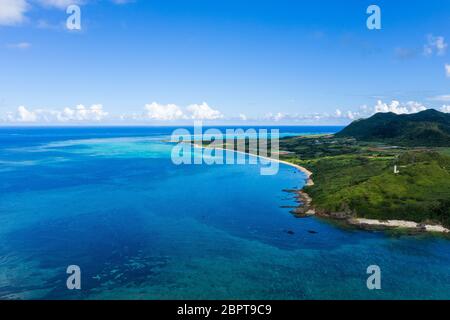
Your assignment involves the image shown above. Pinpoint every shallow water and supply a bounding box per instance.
[0,126,449,300]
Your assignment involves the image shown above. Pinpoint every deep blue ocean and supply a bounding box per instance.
[0,126,449,300]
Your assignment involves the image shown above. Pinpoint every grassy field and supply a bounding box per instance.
[439,148,450,157]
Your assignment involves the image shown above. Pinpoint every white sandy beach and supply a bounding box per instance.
[349,218,450,233]
[192,143,314,186]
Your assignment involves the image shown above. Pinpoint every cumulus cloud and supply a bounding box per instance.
[1,104,108,123]
[0,0,83,27]
[344,100,426,120]
[1,102,224,124]
[186,102,223,120]
[58,104,108,121]
[142,102,223,121]
[1,100,440,125]
[263,100,430,124]
[334,100,427,121]
[1,106,36,122]
[441,105,450,113]
[373,100,427,114]
[445,64,450,77]
[0,0,28,25]
[424,34,448,56]
[16,106,38,122]
[144,102,186,121]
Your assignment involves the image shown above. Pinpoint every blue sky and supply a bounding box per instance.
[1,0,450,124]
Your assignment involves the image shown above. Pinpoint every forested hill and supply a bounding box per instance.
[336,109,450,147]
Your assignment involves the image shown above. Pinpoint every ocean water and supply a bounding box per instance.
[0,126,449,300]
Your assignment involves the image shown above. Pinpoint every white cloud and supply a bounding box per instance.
[16,106,37,122]
[263,100,430,124]
[0,0,87,27]
[2,102,224,123]
[186,102,223,120]
[2,99,440,125]
[374,100,427,114]
[264,112,286,122]
[445,64,450,77]
[58,104,108,121]
[441,105,450,113]
[239,114,247,121]
[142,102,223,121]
[6,42,31,49]
[2,104,108,123]
[424,34,448,56]
[0,0,137,27]
[36,0,83,9]
[144,102,186,121]
[328,100,428,122]
[404,101,428,113]
[0,0,28,26]
[346,111,356,120]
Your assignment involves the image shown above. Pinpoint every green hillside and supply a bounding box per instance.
[335,109,450,147]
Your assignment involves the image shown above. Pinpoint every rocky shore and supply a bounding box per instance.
[285,187,449,234]
[281,170,449,234]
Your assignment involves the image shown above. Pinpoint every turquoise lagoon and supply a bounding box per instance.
[0,126,449,300]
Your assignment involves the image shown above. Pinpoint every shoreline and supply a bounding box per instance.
[256,150,450,234]
[192,143,449,234]
[191,143,314,186]
[348,218,450,234]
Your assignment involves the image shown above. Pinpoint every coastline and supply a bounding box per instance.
[348,218,450,234]
[191,143,314,186]
[192,142,449,234]
[256,150,450,234]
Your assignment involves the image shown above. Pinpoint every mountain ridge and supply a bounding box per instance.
[336,109,450,146]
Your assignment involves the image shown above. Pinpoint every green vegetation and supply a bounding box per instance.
[439,148,450,157]
[336,109,450,147]
[279,134,450,227]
